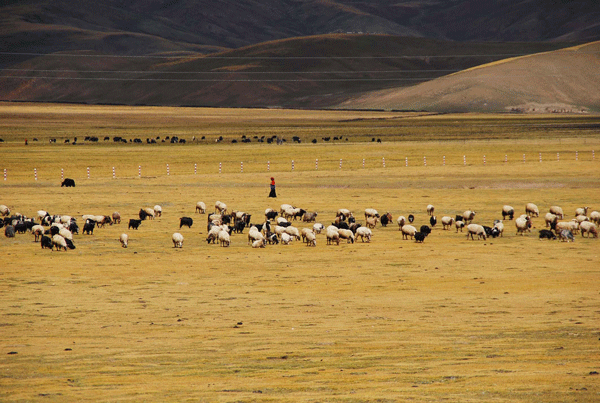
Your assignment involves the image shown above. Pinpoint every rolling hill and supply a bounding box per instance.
[0,35,575,109]
[336,41,600,113]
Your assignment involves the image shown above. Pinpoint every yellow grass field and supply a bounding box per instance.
[1,103,599,402]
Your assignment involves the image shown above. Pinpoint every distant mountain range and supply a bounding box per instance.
[1,0,599,112]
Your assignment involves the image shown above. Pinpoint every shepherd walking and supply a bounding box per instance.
[268,177,277,198]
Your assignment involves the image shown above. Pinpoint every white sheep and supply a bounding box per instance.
[545,212,558,228]
[196,201,206,214]
[112,212,121,224]
[455,220,465,232]
[575,206,589,217]
[338,228,355,243]
[279,204,293,214]
[247,226,265,245]
[326,225,340,245]
[366,216,378,229]
[441,216,455,230]
[52,234,68,251]
[549,205,564,219]
[579,221,598,238]
[214,201,227,214]
[526,203,540,217]
[426,204,435,216]
[154,205,162,217]
[206,225,222,244]
[142,208,155,220]
[217,230,230,247]
[575,214,589,223]
[493,221,504,237]
[120,233,129,248]
[304,231,317,246]
[0,205,10,216]
[31,224,45,242]
[284,225,301,241]
[355,226,372,242]
[401,224,417,240]
[364,208,379,219]
[515,216,532,236]
[58,227,73,241]
[37,210,48,221]
[466,224,487,240]
[252,239,266,248]
[280,232,292,245]
[336,208,352,219]
[396,216,406,230]
[301,228,314,244]
[313,223,325,234]
[590,211,600,224]
[172,232,184,248]
[462,210,476,223]
[502,205,515,220]
[276,216,290,226]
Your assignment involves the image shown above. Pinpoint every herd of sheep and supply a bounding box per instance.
[1,200,597,251]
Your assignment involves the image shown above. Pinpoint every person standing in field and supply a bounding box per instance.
[269,177,277,198]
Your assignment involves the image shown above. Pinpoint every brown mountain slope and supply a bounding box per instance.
[0,35,573,108]
[337,41,600,113]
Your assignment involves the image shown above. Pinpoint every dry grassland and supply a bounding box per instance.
[1,104,599,402]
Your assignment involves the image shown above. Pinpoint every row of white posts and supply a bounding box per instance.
[3,150,596,181]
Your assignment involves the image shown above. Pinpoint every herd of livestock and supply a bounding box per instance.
[1,200,598,251]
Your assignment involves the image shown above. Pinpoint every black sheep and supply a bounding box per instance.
[40,235,53,249]
[429,216,437,227]
[83,222,95,235]
[419,225,431,236]
[128,219,142,230]
[539,229,557,240]
[61,178,76,187]
[414,232,426,243]
[179,217,193,229]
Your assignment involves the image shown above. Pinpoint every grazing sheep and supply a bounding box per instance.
[366,216,378,229]
[179,217,193,229]
[120,233,129,248]
[590,210,600,224]
[172,232,184,248]
[502,205,515,220]
[414,232,426,243]
[206,225,222,244]
[83,221,95,234]
[515,215,532,236]
[526,203,540,217]
[252,239,266,248]
[326,225,340,245]
[0,205,10,216]
[154,205,162,217]
[284,226,301,241]
[466,224,487,240]
[441,216,455,230]
[575,206,589,217]
[128,219,142,230]
[40,235,53,249]
[364,208,379,219]
[265,208,278,220]
[52,234,68,251]
[142,207,155,220]
[545,212,558,228]
[196,201,206,214]
[426,204,435,216]
[462,210,476,223]
[539,229,556,240]
[112,212,121,224]
[247,226,265,245]
[455,220,465,232]
[579,221,598,238]
[549,205,564,219]
[355,226,372,242]
[217,230,230,247]
[5,225,15,238]
[280,232,293,245]
[58,228,73,241]
[380,212,392,227]
[214,201,227,214]
[559,229,574,242]
[313,223,325,234]
[301,228,314,244]
[429,215,437,227]
[401,224,417,240]
[336,208,352,220]
[303,230,316,246]
[493,221,504,237]
[302,212,318,222]
[338,228,355,243]
[396,216,406,230]
[32,224,45,242]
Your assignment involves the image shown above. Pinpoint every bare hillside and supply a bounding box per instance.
[337,41,600,113]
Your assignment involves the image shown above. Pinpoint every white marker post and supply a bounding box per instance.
[34,168,38,181]
[87,167,90,179]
